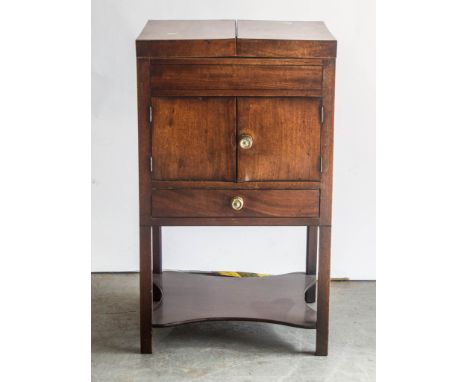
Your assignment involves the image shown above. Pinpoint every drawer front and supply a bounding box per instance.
[151,64,322,91]
[152,189,319,218]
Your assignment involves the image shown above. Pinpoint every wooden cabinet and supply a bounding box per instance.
[136,20,337,356]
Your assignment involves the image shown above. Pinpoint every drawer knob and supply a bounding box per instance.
[231,196,244,211]
[239,135,253,150]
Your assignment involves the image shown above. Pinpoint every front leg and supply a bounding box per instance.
[139,225,153,354]
[316,226,331,356]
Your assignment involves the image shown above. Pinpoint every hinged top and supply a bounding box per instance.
[237,20,335,41]
[137,20,236,41]
[136,20,336,58]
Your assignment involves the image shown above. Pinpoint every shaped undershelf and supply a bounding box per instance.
[152,271,316,328]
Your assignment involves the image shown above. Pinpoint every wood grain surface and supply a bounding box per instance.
[151,64,322,90]
[136,20,337,58]
[136,20,236,58]
[237,21,336,58]
[137,20,236,40]
[237,97,322,181]
[152,189,320,218]
[151,97,236,181]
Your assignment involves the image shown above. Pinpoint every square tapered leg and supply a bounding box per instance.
[306,226,318,303]
[140,225,153,354]
[316,226,331,356]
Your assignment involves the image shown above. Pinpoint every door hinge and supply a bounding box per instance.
[320,105,324,124]
[149,156,153,172]
[320,156,323,173]
[149,105,153,124]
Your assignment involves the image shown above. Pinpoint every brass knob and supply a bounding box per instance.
[231,196,244,211]
[239,135,253,150]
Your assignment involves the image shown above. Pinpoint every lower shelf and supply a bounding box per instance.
[152,271,317,329]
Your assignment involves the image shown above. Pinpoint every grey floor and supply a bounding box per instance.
[92,274,375,382]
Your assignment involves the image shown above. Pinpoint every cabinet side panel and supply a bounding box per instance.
[319,59,336,225]
[137,58,151,223]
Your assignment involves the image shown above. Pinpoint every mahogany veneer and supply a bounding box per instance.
[136,20,336,356]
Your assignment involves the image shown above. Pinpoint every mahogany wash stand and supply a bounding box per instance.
[136,20,336,355]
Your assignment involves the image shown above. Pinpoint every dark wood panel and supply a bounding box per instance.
[152,97,236,181]
[152,272,317,328]
[152,189,319,218]
[237,20,337,58]
[237,97,322,181]
[137,20,236,40]
[152,180,321,190]
[137,40,236,58]
[151,65,322,90]
[136,20,236,58]
[237,39,337,58]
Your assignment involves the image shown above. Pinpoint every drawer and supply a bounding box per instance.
[152,189,319,218]
[150,64,322,91]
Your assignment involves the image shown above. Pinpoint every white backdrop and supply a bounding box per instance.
[91,0,375,279]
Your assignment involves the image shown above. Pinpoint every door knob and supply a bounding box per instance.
[231,196,244,211]
[239,135,253,149]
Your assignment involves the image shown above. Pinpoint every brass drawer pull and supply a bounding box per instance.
[239,135,253,150]
[231,196,244,211]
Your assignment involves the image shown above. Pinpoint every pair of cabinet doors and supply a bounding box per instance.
[151,96,322,182]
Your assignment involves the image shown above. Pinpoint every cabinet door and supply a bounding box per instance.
[152,97,236,181]
[237,97,321,181]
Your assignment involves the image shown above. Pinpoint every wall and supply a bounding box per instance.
[91,0,375,279]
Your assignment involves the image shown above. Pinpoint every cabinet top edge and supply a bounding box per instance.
[137,20,336,42]
[136,20,336,58]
